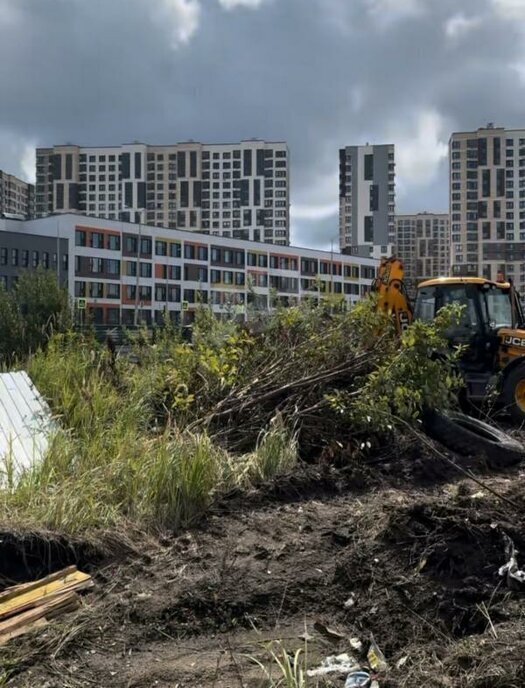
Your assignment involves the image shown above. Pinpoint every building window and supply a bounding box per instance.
[140,262,152,278]
[32,251,39,268]
[364,154,374,180]
[22,250,29,267]
[42,252,49,269]
[107,235,120,251]
[124,236,137,253]
[0,248,7,266]
[75,281,86,297]
[106,259,120,275]
[11,249,18,267]
[91,232,104,248]
[90,257,103,273]
[155,240,167,256]
[75,230,87,247]
[106,283,120,299]
[170,242,181,258]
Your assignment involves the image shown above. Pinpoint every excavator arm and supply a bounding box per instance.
[371,257,414,334]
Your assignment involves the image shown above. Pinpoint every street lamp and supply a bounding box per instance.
[134,220,142,327]
[330,233,339,297]
[121,204,145,328]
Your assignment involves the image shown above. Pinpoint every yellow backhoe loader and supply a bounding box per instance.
[373,256,525,422]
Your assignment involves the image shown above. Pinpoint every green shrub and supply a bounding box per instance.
[0,269,71,365]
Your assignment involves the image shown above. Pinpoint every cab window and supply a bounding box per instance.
[414,286,436,322]
[439,285,480,330]
[483,286,512,329]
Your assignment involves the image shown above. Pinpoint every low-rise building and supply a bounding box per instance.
[0,215,377,326]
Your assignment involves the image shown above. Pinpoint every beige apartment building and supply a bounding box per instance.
[449,123,525,291]
[395,213,450,287]
[35,140,290,245]
[0,170,34,219]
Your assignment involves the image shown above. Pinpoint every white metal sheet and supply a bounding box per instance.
[0,371,53,481]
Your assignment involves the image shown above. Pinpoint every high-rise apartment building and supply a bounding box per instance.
[339,144,395,259]
[395,213,450,287]
[35,140,290,245]
[0,170,34,219]
[450,123,525,291]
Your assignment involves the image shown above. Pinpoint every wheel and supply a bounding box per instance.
[423,409,525,468]
[502,363,525,424]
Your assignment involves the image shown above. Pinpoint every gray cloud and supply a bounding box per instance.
[0,0,524,247]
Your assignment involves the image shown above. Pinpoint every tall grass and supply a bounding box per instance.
[0,333,298,535]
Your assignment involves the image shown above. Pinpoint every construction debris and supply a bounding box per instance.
[498,534,525,587]
[344,670,372,687]
[0,566,93,645]
[306,652,359,677]
[0,371,53,482]
[349,636,364,653]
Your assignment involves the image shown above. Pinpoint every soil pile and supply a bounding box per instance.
[2,449,525,687]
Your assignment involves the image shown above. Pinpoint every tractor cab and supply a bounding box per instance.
[414,277,525,418]
[415,278,519,344]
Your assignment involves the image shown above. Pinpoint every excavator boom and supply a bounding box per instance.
[371,257,413,333]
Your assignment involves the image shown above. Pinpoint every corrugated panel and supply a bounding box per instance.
[0,372,52,479]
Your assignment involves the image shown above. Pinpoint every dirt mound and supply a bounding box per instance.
[3,461,525,687]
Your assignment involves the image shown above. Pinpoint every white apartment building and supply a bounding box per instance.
[0,170,34,219]
[339,144,395,259]
[35,140,290,245]
[450,123,525,292]
[395,213,450,287]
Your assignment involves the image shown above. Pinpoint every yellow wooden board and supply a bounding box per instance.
[0,569,91,620]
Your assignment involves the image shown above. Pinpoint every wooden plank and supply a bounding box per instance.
[0,592,78,635]
[0,566,79,604]
[0,578,92,621]
[0,592,80,646]
[0,618,48,646]
[0,571,92,620]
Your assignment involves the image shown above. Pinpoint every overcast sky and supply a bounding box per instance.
[1,0,525,248]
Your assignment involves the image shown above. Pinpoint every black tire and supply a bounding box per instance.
[423,410,525,468]
[502,363,525,424]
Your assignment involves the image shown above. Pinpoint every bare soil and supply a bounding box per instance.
[2,442,525,688]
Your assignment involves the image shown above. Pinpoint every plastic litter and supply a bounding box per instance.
[350,636,364,653]
[498,534,525,586]
[367,635,388,672]
[344,670,371,687]
[344,593,356,608]
[306,653,359,677]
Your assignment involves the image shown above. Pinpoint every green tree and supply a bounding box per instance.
[0,269,72,365]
